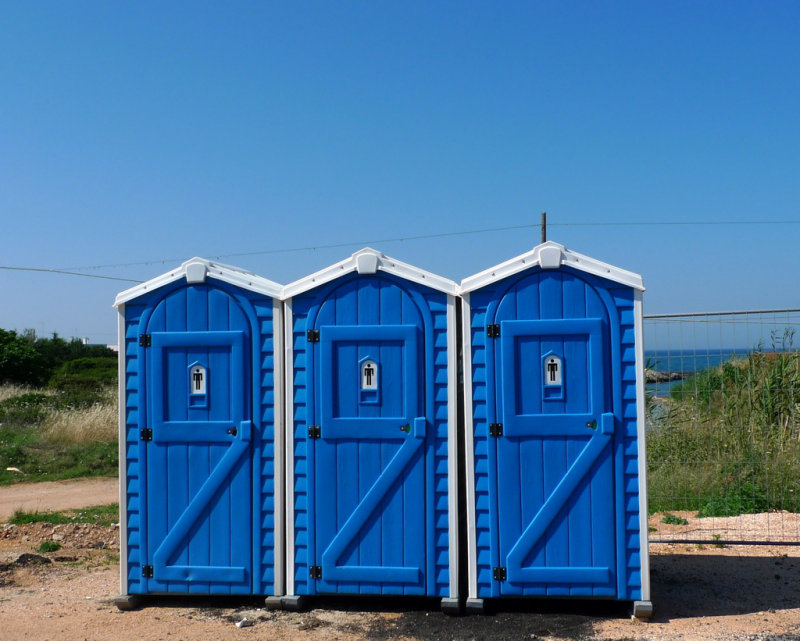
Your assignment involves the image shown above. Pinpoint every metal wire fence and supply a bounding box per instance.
[644,309,800,545]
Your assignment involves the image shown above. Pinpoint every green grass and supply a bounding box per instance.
[0,430,118,485]
[0,384,118,485]
[37,540,62,553]
[9,503,119,526]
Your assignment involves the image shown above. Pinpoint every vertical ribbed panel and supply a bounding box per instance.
[612,285,641,600]
[424,291,451,597]
[251,295,276,596]
[124,303,146,593]
[290,301,312,596]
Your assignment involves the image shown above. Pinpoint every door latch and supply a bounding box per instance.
[400,423,410,433]
[227,427,238,436]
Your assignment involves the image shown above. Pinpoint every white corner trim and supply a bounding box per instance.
[459,241,644,293]
[281,247,459,299]
[634,290,651,601]
[116,305,128,594]
[114,257,283,306]
[461,293,479,599]
[446,295,459,599]
[283,299,296,596]
[272,298,286,597]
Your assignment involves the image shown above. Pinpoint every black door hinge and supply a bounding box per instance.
[486,324,500,338]
[140,428,153,441]
[307,329,320,342]
[139,334,152,347]
[308,425,321,439]
[309,565,322,579]
[142,565,154,578]
[493,567,507,581]
[489,423,503,437]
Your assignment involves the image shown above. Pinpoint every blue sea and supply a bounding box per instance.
[645,348,752,373]
[645,348,752,396]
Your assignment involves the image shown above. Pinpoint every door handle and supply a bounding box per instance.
[400,418,426,437]
[226,422,252,441]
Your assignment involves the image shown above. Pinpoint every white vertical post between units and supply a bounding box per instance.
[117,304,128,595]
[272,297,285,597]
[446,294,459,600]
[283,298,296,598]
[460,292,479,604]
[634,289,652,608]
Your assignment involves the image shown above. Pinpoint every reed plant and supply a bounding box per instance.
[648,329,800,516]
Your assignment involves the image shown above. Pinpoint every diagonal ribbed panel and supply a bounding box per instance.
[322,417,426,583]
[506,416,613,583]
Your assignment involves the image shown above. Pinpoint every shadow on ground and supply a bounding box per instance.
[119,553,800,640]
[650,553,800,622]
[364,599,624,641]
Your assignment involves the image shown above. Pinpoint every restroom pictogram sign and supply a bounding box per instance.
[361,359,378,390]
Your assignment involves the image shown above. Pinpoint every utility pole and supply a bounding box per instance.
[541,211,547,243]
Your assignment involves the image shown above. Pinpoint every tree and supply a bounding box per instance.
[0,329,47,386]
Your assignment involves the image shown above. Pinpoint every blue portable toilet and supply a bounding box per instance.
[460,242,651,618]
[281,248,460,612]
[113,258,284,608]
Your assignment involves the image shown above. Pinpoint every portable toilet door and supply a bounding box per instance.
[460,242,652,619]
[282,248,460,612]
[113,258,284,608]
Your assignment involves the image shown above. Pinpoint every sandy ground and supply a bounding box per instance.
[2,480,800,640]
[649,509,800,544]
[1,521,800,640]
[0,477,118,521]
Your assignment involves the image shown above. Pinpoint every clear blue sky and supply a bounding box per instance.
[1,2,799,345]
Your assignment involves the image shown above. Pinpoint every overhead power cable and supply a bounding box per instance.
[56,218,800,272]
[0,265,142,283]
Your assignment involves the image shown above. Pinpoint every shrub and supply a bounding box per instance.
[48,357,117,393]
[0,393,51,426]
[31,333,116,376]
[661,513,689,525]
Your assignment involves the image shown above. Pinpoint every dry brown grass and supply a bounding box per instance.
[0,384,55,403]
[41,391,118,445]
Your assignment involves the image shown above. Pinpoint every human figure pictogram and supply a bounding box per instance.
[364,363,374,387]
[547,359,558,383]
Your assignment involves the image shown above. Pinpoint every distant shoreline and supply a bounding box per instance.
[645,369,686,383]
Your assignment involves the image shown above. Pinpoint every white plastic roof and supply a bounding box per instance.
[460,241,644,293]
[114,257,283,307]
[282,247,459,299]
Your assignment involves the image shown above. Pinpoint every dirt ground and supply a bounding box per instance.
[0,477,118,521]
[1,517,800,641]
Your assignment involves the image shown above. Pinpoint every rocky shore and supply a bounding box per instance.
[645,369,686,383]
